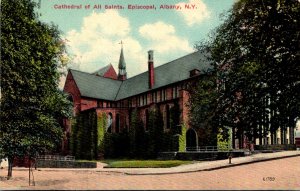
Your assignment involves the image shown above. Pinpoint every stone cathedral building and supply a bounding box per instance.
[63,47,211,152]
[62,47,297,154]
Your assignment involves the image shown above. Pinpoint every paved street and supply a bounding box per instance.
[1,155,299,190]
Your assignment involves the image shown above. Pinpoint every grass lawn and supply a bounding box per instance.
[103,160,194,168]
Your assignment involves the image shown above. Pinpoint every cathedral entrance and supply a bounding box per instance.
[186,128,198,151]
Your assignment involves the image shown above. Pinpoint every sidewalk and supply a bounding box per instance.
[98,150,300,175]
[13,150,300,175]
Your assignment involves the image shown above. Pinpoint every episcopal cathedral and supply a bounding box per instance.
[62,46,296,154]
[62,46,211,153]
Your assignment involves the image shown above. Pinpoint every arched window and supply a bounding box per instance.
[186,128,198,151]
[106,112,113,133]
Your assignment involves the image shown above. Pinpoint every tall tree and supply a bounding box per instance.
[129,109,146,158]
[0,0,72,178]
[198,0,300,147]
[147,106,164,158]
[187,72,219,146]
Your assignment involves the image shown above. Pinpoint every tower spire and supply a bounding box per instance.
[118,41,127,81]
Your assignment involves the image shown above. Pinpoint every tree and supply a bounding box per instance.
[129,109,146,158]
[0,0,71,178]
[187,73,218,146]
[147,106,164,158]
[196,0,300,147]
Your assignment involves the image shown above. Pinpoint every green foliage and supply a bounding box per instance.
[71,107,185,159]
[0,0,72,177]
[71,110,98,160]
[196,0,300,145]
[179,124,187,152]
[97,112,107,155]
[129,109,147,158]
[188,74,218,146]
[103,131,130,158]
[147,107,164,158]
[217,128,230,151]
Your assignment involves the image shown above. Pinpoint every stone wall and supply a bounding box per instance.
[36,160,97,168]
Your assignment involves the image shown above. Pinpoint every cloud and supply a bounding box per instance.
[61,11,194,89]
[65,10,146,82]
[176,0,210,26]
[139,21,193,54]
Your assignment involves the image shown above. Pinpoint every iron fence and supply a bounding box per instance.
[36,155,75,161]
[186,145,230,152]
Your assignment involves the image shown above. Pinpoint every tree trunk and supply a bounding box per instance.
[29,158,31,186]
[7,157,13,179]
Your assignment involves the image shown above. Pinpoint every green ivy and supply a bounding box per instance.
[97,112,106,155]
[217,128,229,151]
[70,110,98,160]
[179,124,187,152]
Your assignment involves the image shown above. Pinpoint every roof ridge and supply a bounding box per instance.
[70,51,199,82]
[69,68,121,82]
[124,50,199,81]
[114,80,124,101]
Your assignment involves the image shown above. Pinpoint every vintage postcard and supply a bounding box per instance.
[1,0,299,190]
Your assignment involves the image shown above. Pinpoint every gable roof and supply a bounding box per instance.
[69,69,122,100]
[66,51,212,101]
[116,51,212,100]
[93,64,113,76]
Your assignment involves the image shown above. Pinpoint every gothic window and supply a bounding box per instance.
[143,94,147,105]
[152,91,157,103]
[161,89,166,101]
[172,86,178,99]
[106,113,113,133]
[97,101,103,108]
[139,96,143,106]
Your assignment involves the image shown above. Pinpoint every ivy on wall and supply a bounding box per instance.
[70,105,188,159]
[179,124,187,152]
[129,109,146,158]
[97,112,107,156]
[70,110,98,160]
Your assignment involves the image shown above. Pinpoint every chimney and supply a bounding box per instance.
[148,50,154,89]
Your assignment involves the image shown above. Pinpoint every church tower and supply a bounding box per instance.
[118,41,127,81]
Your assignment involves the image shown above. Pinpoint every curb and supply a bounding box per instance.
[120,153,300,176]
[203,153,300,172]
[10,153,300,175]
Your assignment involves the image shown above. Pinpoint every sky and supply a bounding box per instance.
[36,0,236,88]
